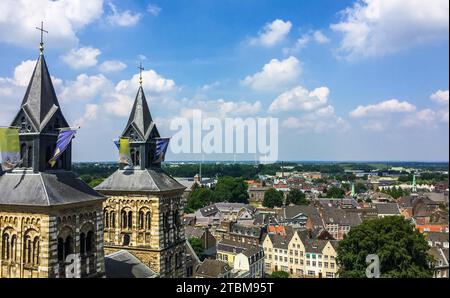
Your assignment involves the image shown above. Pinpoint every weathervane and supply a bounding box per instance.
[138,61,144,85]
[35,21,48,54]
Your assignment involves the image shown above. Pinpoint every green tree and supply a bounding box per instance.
[212,177,249,203]
[336,216,433,278]
[188,237,205,260]
[286,189,308,205]
[355,182,368,194]
[186,187,214,212]
[88,177,105,188]
[326,187,346,198]
[79,174,93,184]
[270,271,289,278]
[263,188,284,208]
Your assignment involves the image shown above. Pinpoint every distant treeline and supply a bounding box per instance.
[72,162,449,185]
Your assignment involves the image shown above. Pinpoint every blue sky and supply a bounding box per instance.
[0,0,448,162]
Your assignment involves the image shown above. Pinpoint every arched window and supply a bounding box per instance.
[135,150,140,166]
[123,234,130,246]
[20,144,27,167]
[33,237,39,265]
[86,231,94,255]
[130,149,136,166]
[11,235,17,261]
[2,233,9,260]
[145,212,151,230]
[27,146,33,168]
[111,212,116,228]
[57,238,64,262]
[139,211,144,229]
[80,233,86,256]
[121,210,127,229]
[64,236,74,260]
[128,211,133,229]
[104,210,109,228]
[24,235,32,264]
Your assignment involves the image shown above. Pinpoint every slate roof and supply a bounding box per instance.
[185,225,206,239]
[374,203,400,215]
[12,54,68,132]
[0,170,104,206]
[105,250,158,278]
[121,86,159,141]
[425,232,449,244]
[195,259,232,278]
[321,206,362,226]
[199,204,220,217]
[94,168,185,194]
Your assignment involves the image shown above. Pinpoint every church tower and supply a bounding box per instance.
[0,28,106,278]
[95,71,186,278]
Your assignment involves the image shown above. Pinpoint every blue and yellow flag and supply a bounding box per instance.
[49,129,77,167]
[0,128,21,171]
[119,137,132,166]
[153,138,170,163]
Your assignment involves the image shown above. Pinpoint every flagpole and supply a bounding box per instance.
[0,126,21,129]
[57,126,81,131]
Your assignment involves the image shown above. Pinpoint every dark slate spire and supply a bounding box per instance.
[17,54,67,132]
[121,86,159,141]
[10,53,70,172]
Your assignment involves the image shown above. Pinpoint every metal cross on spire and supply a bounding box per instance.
[138,61,144,85]
[35,21,48,54]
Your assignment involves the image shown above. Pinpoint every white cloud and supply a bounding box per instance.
[349,99,416,118]
[430,89,449,105]
[61,47,101,69]
[74,104,99,127]
[106,2,142,27]
[242,56,301,91]
[282,114,348,133]
[313,30,330,44]
[60,74,112,102]
[99,60,127,73]
[147,3,162,16]
[362,122,385,131]
[201,81,221,91]
[0,0,104,48]
[269,86,330,113]
[115,69,175,95]
[331,0,449,59]
[13,60,36,86]
[283,30,330,54]
[250,19,292,47]
[104,69,176,117]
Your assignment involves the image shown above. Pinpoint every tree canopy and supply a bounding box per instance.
[263,188,284,208]
[326,187,346,198]
[270,271,289,278]
[286,189,308,205]
[188,237,205,260]
[213,177,249,203]
[336,216,433,278]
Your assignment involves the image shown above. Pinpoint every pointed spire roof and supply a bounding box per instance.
[18,54,65,132]
[121,86,158,141]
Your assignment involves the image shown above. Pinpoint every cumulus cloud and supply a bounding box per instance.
[106,2,142,27]
[268,86,330,113]
[430,89,449,105]
[12,60,36,86]
[281,114,348,133]
[242,56,301,91]
[147,3,162,16]
[59,74,112,102]
[99,60,127,73]
[104,69,176,117]
[250,19,292,47]
[61,47,101,69]
[349,99,416,118]
[283,30,330,54]
[331,0,449,59]
[0,0,104,48]
[74,104,99,127]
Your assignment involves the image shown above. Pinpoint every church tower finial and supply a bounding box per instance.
[35,21,48,54]
[138,61,144,86]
